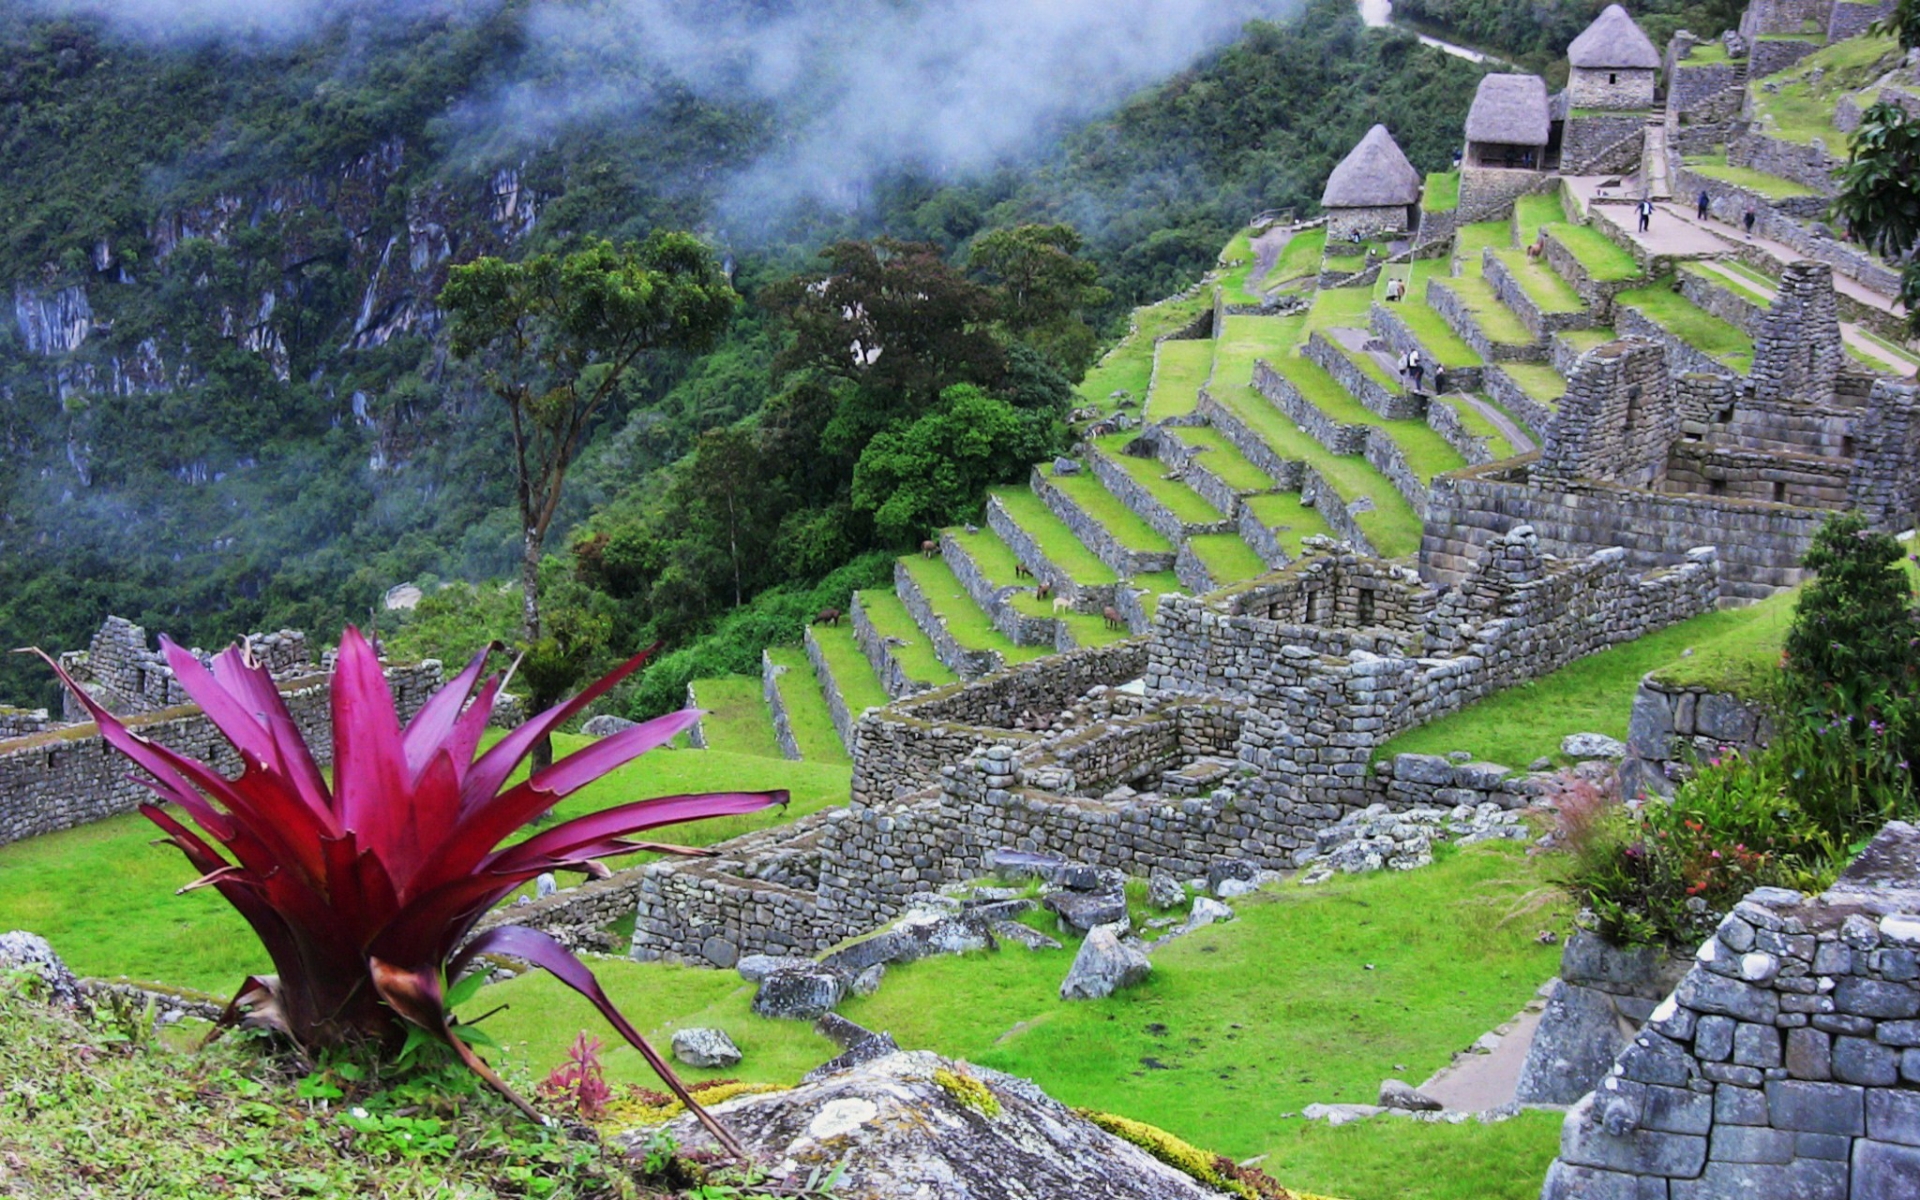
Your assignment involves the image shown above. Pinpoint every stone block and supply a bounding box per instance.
[1713,1083,1768,1126]
[1561,1095,1708,1176]
[1869,1088,1920,1148]
[1695,1015,1735,1062]
[1706,1124,1794,1164]
[1517,980,1636,1105]
[1797,1132,1852,1161]
[1732,1022,1781,1069]
[1669,1159,1848,1200]
[1834,975,1920,1020]
[1765,1079,1865,1135]
[1541,1161,1670,1200]
[1678,970,1780,1024]
[1854,1138,1920,1200]
[1835,1035,1899,1086]
[1785,1027,1833,1081]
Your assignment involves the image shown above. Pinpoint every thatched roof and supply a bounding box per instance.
[1320,125,1422,209]
[1464,74,1552,146]
[1568,4,1661,69]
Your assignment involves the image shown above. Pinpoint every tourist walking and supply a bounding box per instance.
[1406,347,1425,394]
[1432,365,1449,396]
[1637,198,1653,233]
[1743,207,1756,239]
[1385,276,1405,302]
[1697,189,1711,220]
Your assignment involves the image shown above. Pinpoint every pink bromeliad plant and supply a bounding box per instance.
[40,629,782,1154]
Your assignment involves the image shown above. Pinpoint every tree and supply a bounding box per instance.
[850,384,1059,542]
[967,223,1110,381]
[1832,101,1920,333]
[442,233,736,766]
[1873,0,1920,50]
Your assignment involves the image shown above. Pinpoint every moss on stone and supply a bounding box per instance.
[934,1066,1002,1118]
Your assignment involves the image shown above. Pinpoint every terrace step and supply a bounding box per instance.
[1032,463,1178,579]
[802,622,892,755]
[1485,363,1567,438]
[763,646,848,764]
[1688,259,1918,378]
[985,488,1121,597]
[1086,436,1235,538]
[685,675,783,758]
[852,587,959,700]
[894,555,1052,680]
[1426,276,1547,364]
[1145,337,1216,423]
[1613,275,1755,377]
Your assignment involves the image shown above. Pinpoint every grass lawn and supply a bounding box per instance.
[1683,152,1818,201]
[856,588,959,686]
[1424,171,1460,213]
[1373,602,1793,765]
[989,486,1120,584]
[468,842,1567,1167]
[1177,425,1277,491]
[1079,292,1214,413]
[1305,285,1376,338]
[1684,261,1771,307]
[1214,313,1309,392]
[1454,222,1511,276]
[1243,490,1335,555]
[808,621,892,715]
[1497,362,1568,408]
[1555,327,1614,357]
[1683,40,1730,64]
[1618,275,1754,372]
[1057,608,1138,647]
[1440,276,1535,346]
[1550,223,1641,282]
[765,647,849,764]
[1438,396,1517,459]
[1270,1109,1564,1200]
[1493,249,1586,314]
[897,554,1051,664]
[1750,34,1899,144]
[1391,261,1485,368]
[1188,532,1271,585]
[1715,258,1781,291]
[1094,437,1226,524]
[1148,338,1216,421]
[1514,194,1566,249]
[688,675,781,759]
[950,521,1037,588]
[0,740,852,993]
[1042,465,1175,552]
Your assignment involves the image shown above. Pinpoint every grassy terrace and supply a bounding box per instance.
[1094,434,1226,523]
[1424,171,1460,213]
[1381,261,1484,368]
[1243,490,1335,555]
[765,647,849,764]
[1440,275,1536,346]
[1188,531,1272,586]
[1177,424,1277,491]
[1852,326,1920,372]
[1514,193,1566,248]
[1685,260,1770,307]
[1497,362,1569,408]
[1550,223,1642,282]
[857,587,959,686]
[1618,275,1755,372]
[1040,464,1174,552]
[808,621,893,715]
[1684,39,1730,63]
[1683,152,1819,201]
[948,523,1057,618]
[1324,238,1391,275]
[1305,283,1375,335]
[1556,327,1615,357]
[1270,226,1329,287]
[1205,381,1423,558]
[1270,352,1467,482]
[1454,221,1511,276]
[1716,258,1780,291]
[1750,33,1899,144]
[989,485,1119,584]
[1492,249,1586,314]
[1439,396,1518,459]
[1078,291,1213,414]
[1214,313,1308,392]
[1147,337,1216,421]
[689,675,782,758]
[1218,230,1265,306]
[897,554,1052,665]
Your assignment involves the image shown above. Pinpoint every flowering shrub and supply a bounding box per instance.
[537,1032,614,1122]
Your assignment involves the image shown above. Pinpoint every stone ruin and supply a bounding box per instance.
[56,615,316,721]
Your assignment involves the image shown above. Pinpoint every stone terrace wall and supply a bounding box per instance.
[1541,821,1920,1200]
[0,662,442,846]
[1620,675,1775,799]
[1196,388,1310,492]
[762,651,803,761]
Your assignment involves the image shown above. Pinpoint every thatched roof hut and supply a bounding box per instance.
[1464,74,1552,147]
[1568,4,1661,70]
[1320,125,1422,209]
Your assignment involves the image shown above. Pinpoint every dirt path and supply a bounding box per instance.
[1248,226,1294,294]
[1458,393,1538,453]
[1418,1006,1543,1111]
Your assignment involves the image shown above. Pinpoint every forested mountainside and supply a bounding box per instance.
[0,0,1491,706]
[1394,0,1739,70]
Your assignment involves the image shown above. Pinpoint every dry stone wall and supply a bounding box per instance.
[1031,467,1177,578]
[1302,331,1423,420]
[1621,676,1775,799]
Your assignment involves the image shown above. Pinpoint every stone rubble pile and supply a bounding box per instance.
[1294,802,1534,884]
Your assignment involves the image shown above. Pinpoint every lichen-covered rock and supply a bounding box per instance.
[1561,732,1627,761]
[1146,873,1186,910]
[1378,1078,1443,1112]
[1060,925,1151,1000]
[753,968,846,1020]
[648,1050,1224,1199]
[737,954,815,983]
[581,714,636,738]
[0,932,79,1006]
[1045,889,1128,934]
[671,1027,742,1069]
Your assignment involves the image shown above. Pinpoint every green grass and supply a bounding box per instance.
[1130,570,1185,621]
[1454,222,1511,276]
[1147,337,1216,421]
[765,646,849,764]
[1374,603,1792,765]
[0,739,852,993]
[1715,258,1781,292]
[1270,353,1465,482]
[1556,327,1615,356]
[808,621,892,715]
[1394,261,1484,368]
[1271,226,1330,286]
[1497,362,1569,408]
[1078,292,1215,413]
[1305,285,1376,337]
[1057,608,1140,648]
[1213,313,1309,393]
[688,675,782,759]
[466,842,1567,1164]
[1493,249,1586,314]
[949,521,1037,589]
[1437,396,1518,460]
[1750,34,1900,144]
[1271,1110,1565,1200]
[897,554,1052,664]
[1683,151,1819,201]
[989,486,1120,584]
[1188,532,1271,586]
[857,588,960,686]
[1094,436,1226,524]
[1243,491,1335,555]
[1218,230,1268,306]
[1514,194,1565,248]
[1176,425,1277,491]
[1683,40,1731,64]
[1042,465,1176,552]
[1683,261,1771,308]
[1617,275,1755,372]
[1423,171,1460,213]
[1440,276,1535,346]
[1549,223,1641,282]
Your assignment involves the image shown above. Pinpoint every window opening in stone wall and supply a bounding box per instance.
[1710,478,1727,496]
[1623,382,1643,435]
[1843,435,1856,458]
[1772,481,1787,504]
[1356,588,1377,628]
[1609,72,1617,84]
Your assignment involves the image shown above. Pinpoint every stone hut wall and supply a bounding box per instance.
[1847,381,1920,529]
[0,661,442,847]
[1563,114,1650,175]
[1568,65,1658,110]
[1620,676,1776,799]
[1540,821,1920,1200]
[1327,204,1410,242]
[1538,340,1682,488]
[1459,168,1549,223]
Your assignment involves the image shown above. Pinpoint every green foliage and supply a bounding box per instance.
[851,385,1061,543]
[1391,0,1742,72]
[1834,101,1920,333]
[967,223,1110,380]
[1873,0,1920,50]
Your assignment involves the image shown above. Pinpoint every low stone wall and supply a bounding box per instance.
[1422,462,1828,602]
[1429,277,1546,364]
[1621,675,1775,798]
[1173,541,1214,593]
[1485,248,1593,341]
[1427,397,1500,466]
[1540,821,1920,1200]
[0,661,442,846]
[1362,427,1431,512]
[1729,129,1840,199]
[1237,507,1293,571]
[1256,360,1372,456]
[1160,427,1255,518]
[1516,931,1693,1106]
[1031,467,1177,578]
[1749,33,1822,79]
[1372,301,1486,389]
[1830,0,1894,39]
[1678,265,1767,336]
[1085,445,1235,542]
[940,532,1056,648]
[762,650,803,761]
[984,495,1109,613]
[894,560,1002,680]
[849,590,934,701]
[1458,166,1548,224]
[1300,465,1377,557]
[1616,304,1745,379]
[1545,230,1639,323]
[1196,388,1309,491]
[802,627,859,755]
[1303,331,1421,420]
[1371,752,1535,810]
[1562,113,1649,175]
